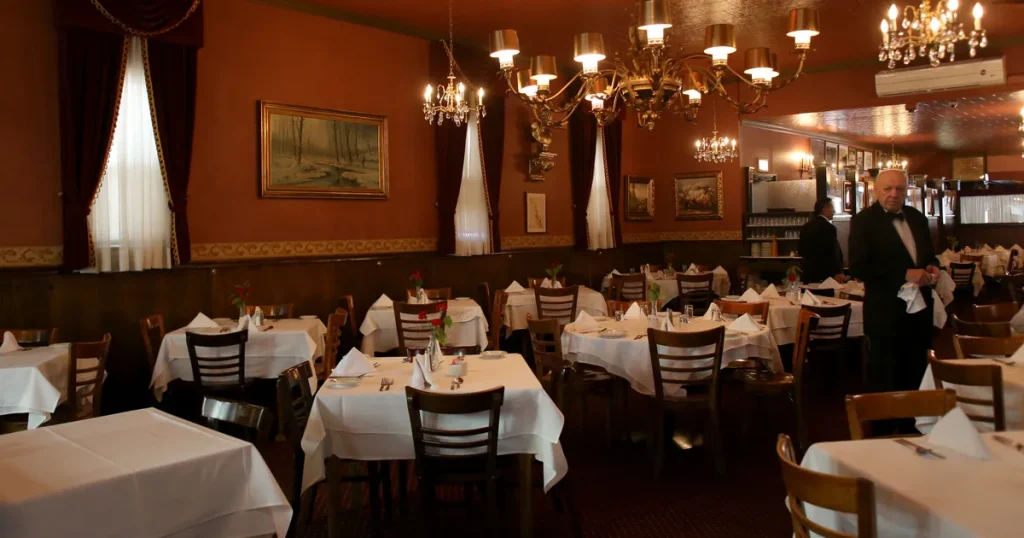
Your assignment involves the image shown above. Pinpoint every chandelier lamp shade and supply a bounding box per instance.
[879,1,987,69]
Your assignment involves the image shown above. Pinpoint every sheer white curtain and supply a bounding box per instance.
[961,194,1024,224]
[586,127,615,250]
[91,37,171,272]
[454,112,492,255]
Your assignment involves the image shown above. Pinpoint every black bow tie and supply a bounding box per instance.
[887,211,905,222]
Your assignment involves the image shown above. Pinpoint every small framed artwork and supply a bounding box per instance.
[625,176,655,221]
[838,145,849,168]
[525,192,547,233]
[843,181,855,213]
[856,150,865,170]
[825,142,839,170]
[863,151,874,170]
[674,171,724,220]
[810,139,825,164]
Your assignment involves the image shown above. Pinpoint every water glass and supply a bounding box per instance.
[684,305,694,321]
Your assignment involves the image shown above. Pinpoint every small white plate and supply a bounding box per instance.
[480,350,507,359]
[599,329,628,339]
[327,378,361,389]
[300,315,318,320]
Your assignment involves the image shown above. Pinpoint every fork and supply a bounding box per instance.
[992,434,1024,452]
[894,438,945,459]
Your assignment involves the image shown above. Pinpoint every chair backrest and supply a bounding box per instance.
[527,318,568,407]
[2,328,59,347]
[972,303,1019,323]
[801,303,852,354]
[406,287,452,301]
[713,299,769,322]
[928,351,1006,431]
[647,325,724,402]
[676,273,716,313]
[393,301,447,356]
[276,362,315,451]
[949,262,976,289]
[952,314,1012,337]
[66,334,112,421]
[534,285,579,325]
[185,330,249,393]
[790,310,820,454]
[405,386,505,482]
[1006,274,1024,305]
[844,389,957,440]
[488,289,508,351]
[440,344,482,355]
[477,282,492,318]
[246,303,294,318]
[838,291,864,302]
[527,276,566,289]
[953,335,1024,359]
[610,274,647,301]
[318,311,347,381]
[201,396,272,443]
[776,434,876,538]
[139,315,164,369]
[606,300,661,316]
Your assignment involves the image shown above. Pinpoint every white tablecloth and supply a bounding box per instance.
[944,264,985,297]
[0,346,69,429]
[601,272,731,302]
[916,359,1024,433]
[800,432,1024,538]
[151,317,326,400]
[764,298,865,346]
[0,408,291,538]
[360,298,489,355]
[300,354,567,493]
[503,287,607,331]
[561,318,782,396]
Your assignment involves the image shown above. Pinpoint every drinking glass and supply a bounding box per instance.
[684,305,694,323]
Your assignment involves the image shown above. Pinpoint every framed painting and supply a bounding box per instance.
[838,145,849,169]
[625,176,654,221]
[824,142,839,171]
[863,150,874,170]
[260,101,389,199]
[856,150,865,170]
[525,192,547,233]
[674,171,723,220]
[810,139,825,164]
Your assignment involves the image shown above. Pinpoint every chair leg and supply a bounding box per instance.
[708,410,726,477]
[367,462,381,535]
[380,461,393,516]
[551,480,583,538]
[651,408,665,479]
[398,460,408,514]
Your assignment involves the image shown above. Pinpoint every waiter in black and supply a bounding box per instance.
[799,197,845,283]
[849,170,940,395]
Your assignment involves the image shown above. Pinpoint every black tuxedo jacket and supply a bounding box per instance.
[798,215,843,283]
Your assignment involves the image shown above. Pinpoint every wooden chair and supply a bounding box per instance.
[609,273,646,301]
[477,282,492,318]
[776,434,876,538]
[0,328,59,347]
[200,396,271,443]
[528,276,567,288]
[972,302,1020,323]
[534,285,580,325]
[393,301,447,356]
[713,299,769,322]
[57,334,112,422]
[606,300,661,316]
[337,294,360,351]
[961,253,985,263]
[139,315,164,370]
[488,289,509,351]
[317,311,347,382]
[928,351,1006,431]
[245,303,294,318]
[676,273,716,316]
[185,330,249,397]
[406,287,452,301]
[441,344,481,355]
[405,386,505,529]
[952,314,1012,337]
[949,262,977,293]
[953,335,1024,359]
[845,389,957,440]
[1006,274,1024,305]
[646,325,725,477]
[801,303,853,361]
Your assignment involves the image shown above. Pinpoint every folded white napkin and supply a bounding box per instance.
[927,407,990,460]
[760,284,781,299]
[964,246,972,253]
[611,269,622,275]
[0,332,23,354]
[685,264,699,275]
[623,302,644,320]
[540,278,553,288]
[371,294,394,309]
[410,352,435,389]
[235,315,257,332]
[1012,244,1022,252]
[702,302,721,320]
[727,313,761,333]
[739,289,764,303]
[712,265,728,275]
[570,311,600,332]
[936,255,951,269]
[801,291,822,306]
[898,283,927,314]
[981,244,992,251]
[187,313,220,329]
[820,277,841,289]
[995,245,1007,252]
[941,249,955,258]
[333,348,377,376]
[505,281,526,293]
[658,314,674,331]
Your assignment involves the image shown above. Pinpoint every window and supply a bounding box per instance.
[961,194,1024,224]
[454,111,492,255]
[90,37,171,272]
[586,127,615,250]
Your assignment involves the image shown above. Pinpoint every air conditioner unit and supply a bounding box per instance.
[875,57,1005,97]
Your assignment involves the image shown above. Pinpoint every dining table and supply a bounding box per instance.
[916,358,1024,433]
[601,270,731,302]
[300,353,565,538]
[150,316,326,399]
[0,344,71,429]
[799,431,1024,537]
[360,297,489,355]
[503,286,608,331]
[0,408,291,538]
[761,297,865,346]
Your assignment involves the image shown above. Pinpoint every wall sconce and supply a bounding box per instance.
[798,153,814,178]
[757,158,769,172]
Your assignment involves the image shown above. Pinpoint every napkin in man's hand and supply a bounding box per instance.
[505,281,526,293]
[371,294,394,309]
[801,291,822,306]
[739,289,764,303]
[760,284,781,299]
[727,314,761,333]
[1011,306,1024,338]
[820,277,841,289]
[926,407,990,459]
[712,265,728,275]
[187,313,220,329]
[410,352,435,389]
[333,348,377,376]
[569,311,600,332]
[702,302,721,320]
[0,332,23,354]
[898,283,926,314]
[622,302,645,320]
[685,264,699,275]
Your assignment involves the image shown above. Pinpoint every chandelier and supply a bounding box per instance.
[422,0,484,126]
[882,140,909,171]
[879,1,987,69]
[488,0,821,136]
[693,102,737,163]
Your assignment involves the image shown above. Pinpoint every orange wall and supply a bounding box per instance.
[739,125,813,181]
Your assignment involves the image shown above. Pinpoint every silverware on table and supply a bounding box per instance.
[373,362,381,368]
[894,438,945,459]
[992,434,1024,452]
[383,378,394,391]
[262,325,274,332]
[379,378,386,392]
[329,373,368,380]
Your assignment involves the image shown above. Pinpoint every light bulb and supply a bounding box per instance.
[495,52,515,69]
[424,85,432,103]
[458,82,465,95]
[477,87,484,105]
[973,3,983,30]
[581,58,600,74]
[590,97,604,110]
[696,140,702,148]
[948,0,959,11]
[929,16,940,33]
[643,25,669,46]
[682,89,702,104]
[706,47,734,65]
[881,19,890,45]
[888,4,899,21]
[745,67,777,85]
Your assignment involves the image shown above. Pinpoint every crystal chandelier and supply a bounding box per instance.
[693,102,737,163]
[422,0,484,126]
[882,140,909,171]
[879,1,987,69]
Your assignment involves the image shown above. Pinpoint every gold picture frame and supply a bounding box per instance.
[674,171,724,220]
[260,101,389,199]
[625,175,654,221]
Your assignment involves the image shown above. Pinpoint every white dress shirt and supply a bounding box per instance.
[891,212,918,265]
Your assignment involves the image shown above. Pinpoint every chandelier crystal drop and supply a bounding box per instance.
[878,1,987,69]
[423,0,484,126]
[693,102,737,164]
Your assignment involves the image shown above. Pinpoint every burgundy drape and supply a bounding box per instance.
[58,28,126,270]
[53,0,204,46]
[569,110,598,250]
[146,39,198,264]
[604,115,624,247]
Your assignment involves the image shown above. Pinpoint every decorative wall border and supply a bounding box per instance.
[0,246,63,269]
[190,238,437,262]
[500,235,575,251]
[622,230,743,244]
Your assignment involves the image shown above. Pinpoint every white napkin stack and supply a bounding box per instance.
[760,284,781,299]
[712,265,728,275]
[505,281,526,293]
[187,313,220,329]
[727,314,761,333]
[569,311,600,332]
[702,302,721,320]
[0,332,23,354]
[371,294,394,309]
[685,264,699,275]
[898,283,927,314]
[622,302,645,320]
[801,291,823,306]
[333,348,377,376]
[410,352,435,389]
[820,277,841,289]
[739,289,765,303]
[927,407,990,460]
[611,269,622,276]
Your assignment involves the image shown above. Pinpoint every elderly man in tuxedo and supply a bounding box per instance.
[850,170,940,396]
[799,197,846,284]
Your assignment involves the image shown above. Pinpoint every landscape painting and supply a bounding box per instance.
[260,101,389,199]
[674,171,723,220]
[625,176,654,221]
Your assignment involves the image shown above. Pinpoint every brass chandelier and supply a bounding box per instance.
[423,0,484,126]
[879,1,987,69]
[693,102,737,163]
[882,140,909,172]
[489,0,821,136]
